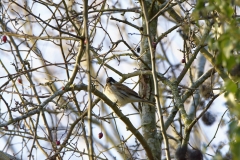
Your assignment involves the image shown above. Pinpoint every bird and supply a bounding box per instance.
[103,77,155,107]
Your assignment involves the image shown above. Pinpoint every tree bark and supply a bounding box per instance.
[139,1,161,159]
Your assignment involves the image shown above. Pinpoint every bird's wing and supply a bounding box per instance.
[114,83,140,98]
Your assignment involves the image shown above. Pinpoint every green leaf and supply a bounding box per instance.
[225,80,237,93]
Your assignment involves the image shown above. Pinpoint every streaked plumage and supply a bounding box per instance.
[103,77,154,106]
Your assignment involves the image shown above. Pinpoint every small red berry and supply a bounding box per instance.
[84,39,87,44]
[181,58,185,63]
[62,87,65,90]
[152,42,157,49]
[2,35,7,43]
[18,78,22,84]
[98,132,103,139]
[56,140,60,145]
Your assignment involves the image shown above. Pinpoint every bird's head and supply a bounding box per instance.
[106,77,116,84]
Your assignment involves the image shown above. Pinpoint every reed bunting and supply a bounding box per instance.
[103,77,155,107]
